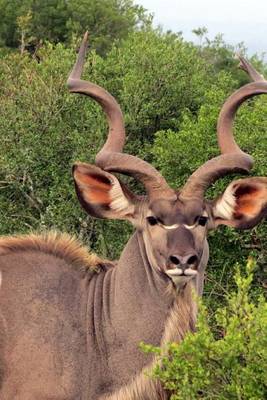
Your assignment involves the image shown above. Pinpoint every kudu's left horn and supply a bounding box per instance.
[181,56,267,199]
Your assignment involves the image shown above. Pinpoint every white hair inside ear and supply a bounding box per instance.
[214,182,237,220]
[109,177,135,215]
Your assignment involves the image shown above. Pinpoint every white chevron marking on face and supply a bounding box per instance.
[160,223,180,230]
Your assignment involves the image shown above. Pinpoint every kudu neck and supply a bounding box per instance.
[113,230,174,309]
[98,231,198,400]
[89,231,197,399]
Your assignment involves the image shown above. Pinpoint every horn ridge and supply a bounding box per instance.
[181,57,267,199]
[68,33,175,199]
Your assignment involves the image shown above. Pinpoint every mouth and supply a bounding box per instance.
[165,267,198,277]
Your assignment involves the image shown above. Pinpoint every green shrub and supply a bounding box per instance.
[141,259,267,400]
[0,0,149,54]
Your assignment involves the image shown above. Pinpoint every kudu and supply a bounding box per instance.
[0,33,267,400]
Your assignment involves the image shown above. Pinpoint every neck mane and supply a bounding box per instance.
[0,231,110,272]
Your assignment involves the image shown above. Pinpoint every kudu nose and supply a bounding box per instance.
[169,253,199,270]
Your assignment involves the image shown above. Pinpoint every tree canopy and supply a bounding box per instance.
[0,0,149,54]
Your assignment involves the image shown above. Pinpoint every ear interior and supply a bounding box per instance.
[233,183,267,219]
[73,162,135,219]
[74,168,112,205]
[214,178,267,225]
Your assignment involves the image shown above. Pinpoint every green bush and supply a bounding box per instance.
[141,259,267,400]
[0,0,149,54]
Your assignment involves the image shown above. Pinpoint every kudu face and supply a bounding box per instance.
[139,197,208,284]
[69,34,267,287]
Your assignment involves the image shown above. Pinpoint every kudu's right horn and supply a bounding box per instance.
[67,32,176,202]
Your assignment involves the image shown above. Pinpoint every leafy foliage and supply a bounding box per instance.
[0,0,149,54]
[141,260,267,399]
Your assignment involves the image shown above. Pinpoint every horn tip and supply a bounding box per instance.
[83,31,89,41]
[235,53,247,71]
[80,31,89,50]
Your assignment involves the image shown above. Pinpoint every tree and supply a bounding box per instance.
[66,0,149,54]
[0,0,149,54]
[16,10,34,54]
[192,26,208,47]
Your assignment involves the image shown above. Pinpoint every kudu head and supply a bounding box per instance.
[67,33,267,286]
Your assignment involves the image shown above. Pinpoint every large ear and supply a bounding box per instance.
[212,177,267,229]
[73,162,137,220]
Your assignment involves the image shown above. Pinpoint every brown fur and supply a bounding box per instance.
[0,231,111,272]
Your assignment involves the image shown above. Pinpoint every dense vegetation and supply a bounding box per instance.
[0,0,148,54]
[142,260,267,399]
[0,1,266,397]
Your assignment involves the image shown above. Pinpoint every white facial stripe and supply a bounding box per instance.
[160,223,180,230]
[148,212,208,230]
[160,219,206,231]
[184,223,197,230]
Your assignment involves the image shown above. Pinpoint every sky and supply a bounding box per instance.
[138,0,267,57]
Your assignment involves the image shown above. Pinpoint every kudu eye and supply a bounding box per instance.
[147,216,158,226]
[198,216,208,226]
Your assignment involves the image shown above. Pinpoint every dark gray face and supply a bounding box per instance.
[141,196,209,285]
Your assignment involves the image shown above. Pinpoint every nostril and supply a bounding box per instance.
[187,255,198,265]
[169,254,199,267]
[169,255,180,265]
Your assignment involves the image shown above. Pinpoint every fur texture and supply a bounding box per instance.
[0,231,110,272]
[101,283,196,400]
